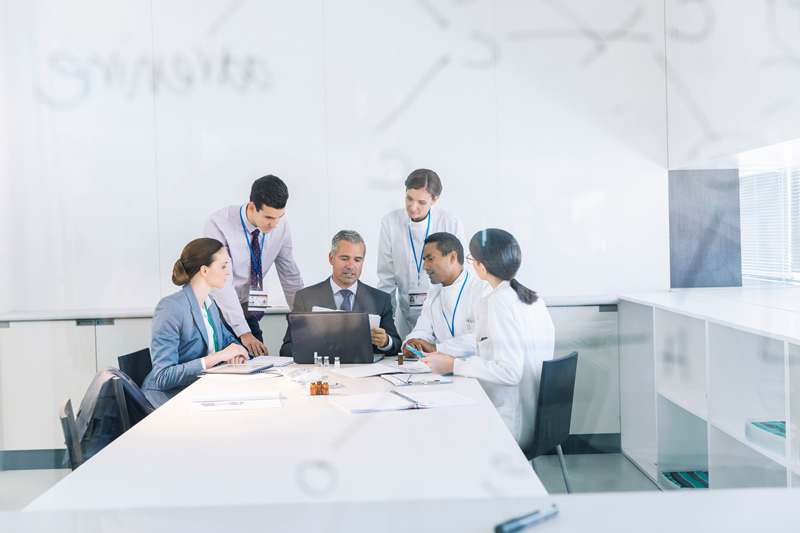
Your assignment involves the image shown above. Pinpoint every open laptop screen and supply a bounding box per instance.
[287,312,380,364]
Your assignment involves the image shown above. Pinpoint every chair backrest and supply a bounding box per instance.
[112,376,131,432]
[525,351,579,460]
[58,398,83,470]
[117,348,152,388]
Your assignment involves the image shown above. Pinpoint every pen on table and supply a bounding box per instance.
[494,504,558,533]
[390,389,420,408]
[200,401,244,407]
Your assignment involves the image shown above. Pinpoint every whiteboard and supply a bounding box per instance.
[1,0,672,314]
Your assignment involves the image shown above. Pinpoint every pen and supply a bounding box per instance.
[494,504,558,533]
[405,345,425,358]
[390,389,420,408]
[200,401,244,407]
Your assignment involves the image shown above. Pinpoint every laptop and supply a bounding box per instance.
[287,311,383,364]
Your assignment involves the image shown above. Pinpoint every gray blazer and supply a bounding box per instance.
[143,284,239,408]
[279,278,401,357]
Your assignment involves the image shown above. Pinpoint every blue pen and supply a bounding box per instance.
[405,345,425,358]
[494,504,558,533]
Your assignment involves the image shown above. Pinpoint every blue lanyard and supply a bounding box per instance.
[239,205,265,284]
[408,213,431,282]
[203,302,220,352]
[442,272,468,337]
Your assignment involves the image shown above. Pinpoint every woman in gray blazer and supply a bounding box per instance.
[143,238,249,408]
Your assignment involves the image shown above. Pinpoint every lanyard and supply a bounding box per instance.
[239,205,266,284]
[203,302,220,352]
[442,272,468,337]
[408,212,431,282]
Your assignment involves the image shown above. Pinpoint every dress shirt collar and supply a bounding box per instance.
[330,277,359,296]
[240,204,258,235]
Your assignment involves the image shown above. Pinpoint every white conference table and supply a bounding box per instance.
[27,362,546,511]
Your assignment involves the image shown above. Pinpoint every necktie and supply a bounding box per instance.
[339,289,353,311]
[250,229,264,321]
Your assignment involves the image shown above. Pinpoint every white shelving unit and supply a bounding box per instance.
[619,286,800,490]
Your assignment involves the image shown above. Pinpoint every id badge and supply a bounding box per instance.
[408,292,427,308]
[248,290,268,313]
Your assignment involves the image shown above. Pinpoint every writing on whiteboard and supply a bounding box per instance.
[34,48,273,109]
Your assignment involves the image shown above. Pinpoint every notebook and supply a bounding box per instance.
[202,360,273,375]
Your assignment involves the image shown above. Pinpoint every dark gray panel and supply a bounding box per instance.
[669,169,742,288]
[0,449,68,470]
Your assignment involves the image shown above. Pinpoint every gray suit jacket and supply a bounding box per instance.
[279,278,401,357]
[143,284,239,408]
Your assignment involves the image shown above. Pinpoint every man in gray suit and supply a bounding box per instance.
[280,230,401,357]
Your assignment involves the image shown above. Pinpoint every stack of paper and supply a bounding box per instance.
[250,355,294,367]
[190,391,282,412]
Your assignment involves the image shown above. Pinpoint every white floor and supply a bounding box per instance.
[533,453,658,494]
[0,453,656,511]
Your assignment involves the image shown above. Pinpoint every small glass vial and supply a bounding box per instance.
[323,356,329,368]
[321,380,329,395]
[314,352,321,367]
[316,380,324,395]
[397,352,403,365]
[310,381,318,395]
[334,357,340,369]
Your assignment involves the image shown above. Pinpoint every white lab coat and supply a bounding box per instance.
[404,268,490,357]
[377,206,466,339]
[453,281,555,451]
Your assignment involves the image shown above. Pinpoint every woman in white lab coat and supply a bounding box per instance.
[422,229,555,451]
[377,169,466,339]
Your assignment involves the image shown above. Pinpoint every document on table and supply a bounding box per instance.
[312,306,380,329]
[249,355,294,367]
[330,390,476,413]
[331,361,431,379]
[380,373,453,386]
[190,391,282,412]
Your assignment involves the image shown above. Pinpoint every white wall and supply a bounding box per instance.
[0,0,11,314]
[1,0,671,313]
[665,0,800,169]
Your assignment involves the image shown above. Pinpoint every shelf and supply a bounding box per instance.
[657,389,707,420]
[710,418,788,468]
[622,447,657,483]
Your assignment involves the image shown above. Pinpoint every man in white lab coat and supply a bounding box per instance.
[403,232,489,359]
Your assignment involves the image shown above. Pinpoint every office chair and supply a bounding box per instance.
[524,350,579,493]
[117,348,152,389]
[58,398,83,470]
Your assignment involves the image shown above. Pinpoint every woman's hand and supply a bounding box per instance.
[421,351,456,374]
[205,343,249,368]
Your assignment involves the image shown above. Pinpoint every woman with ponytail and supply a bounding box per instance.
[142,238,249,408]
[421,229,554,450]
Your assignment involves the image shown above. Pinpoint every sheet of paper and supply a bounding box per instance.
[330,392,412,413]
[199,373,279,382]
[378,361,431,374]
[380,373,452,386]
[402,390,477,409]
[190,391,282,412]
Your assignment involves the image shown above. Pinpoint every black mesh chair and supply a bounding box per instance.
[523,350,579,493]
[117,348,152,389]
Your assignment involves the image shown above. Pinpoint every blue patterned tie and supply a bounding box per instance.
[250,229,264,321]
[339,289,352,311]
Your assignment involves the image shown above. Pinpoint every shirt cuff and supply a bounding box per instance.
[201,357,207,370]
[453,357,467,376]
[378,336,393,352]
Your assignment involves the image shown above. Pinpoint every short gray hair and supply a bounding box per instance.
[330,230,366,255]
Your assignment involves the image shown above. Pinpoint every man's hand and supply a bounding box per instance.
[240,332,268,356]
[404,338,435,356]
[371,327,389,348]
